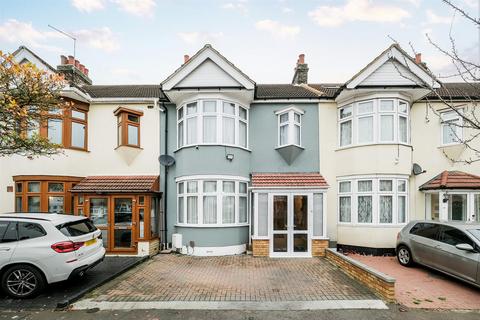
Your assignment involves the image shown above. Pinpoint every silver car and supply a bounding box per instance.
[396,220,480,288]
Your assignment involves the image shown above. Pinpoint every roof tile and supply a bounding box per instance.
[251,172,328,188]
[419,171,480,190]
[71,175,160,193]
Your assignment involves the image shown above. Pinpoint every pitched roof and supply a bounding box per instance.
[83,85,166,100]
[71,176,160,193]
[419,171,480,190]
[424,82,480,100]
[251,172,328,188]
[255,84,319,99]
[12,45,57,73]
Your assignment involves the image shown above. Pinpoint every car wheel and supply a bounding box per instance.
[1,265,45,299]
[397,245,414,267]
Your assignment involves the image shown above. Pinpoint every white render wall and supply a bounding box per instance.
[0,102,161,213]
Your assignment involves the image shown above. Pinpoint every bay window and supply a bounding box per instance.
[177,100,248,149]
[177,177,249,226]
[114,107,143,148]
[276,106,303,147]
[338,98,409,147]
[338,176,409,225]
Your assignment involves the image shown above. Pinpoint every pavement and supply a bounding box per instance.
[1,306,480,320]
[0,256,146,311]
[73,254,385,311]
[351,254,480,309]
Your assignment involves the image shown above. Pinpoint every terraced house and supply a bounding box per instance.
[1,44,479,257]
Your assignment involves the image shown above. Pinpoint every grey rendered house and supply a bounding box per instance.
[160,45,328,257]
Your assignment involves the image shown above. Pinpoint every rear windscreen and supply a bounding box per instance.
[57,219,97,237]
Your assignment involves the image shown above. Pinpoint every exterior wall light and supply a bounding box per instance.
[226,154,234,161]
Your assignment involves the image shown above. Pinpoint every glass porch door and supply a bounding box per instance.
[271,194,310,257]
[88,197,109,249]
[112,197,136,251]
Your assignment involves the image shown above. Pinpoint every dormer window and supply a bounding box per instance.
[276,106,303,147]
[114,107,143,148]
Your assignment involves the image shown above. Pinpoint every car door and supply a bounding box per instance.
[0,221,19,268]
[408,222,441,266]
[434,225,479,283]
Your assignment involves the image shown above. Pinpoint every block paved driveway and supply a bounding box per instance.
[85,254,376,303]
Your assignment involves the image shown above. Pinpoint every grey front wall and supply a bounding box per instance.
[162,102,319,248]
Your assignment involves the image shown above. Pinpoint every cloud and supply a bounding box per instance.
[112,0,156,17]
[402,0,421,6]
[72,0,156,17]
[308,0,411,27]
[255,19,300,38]
[463,0,478,8]
[0,19,62,51]
[73,27,120,52]
[222,0,248,15]
[177,32,224,45]
[426,9,452,24]
[281,7,293,14]
[71,0,105,12]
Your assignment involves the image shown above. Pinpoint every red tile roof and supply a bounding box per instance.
[419,171,480,190]
[71,176,160,193]
[251,172,328,188]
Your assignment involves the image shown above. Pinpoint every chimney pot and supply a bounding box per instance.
[84,68,89,76]
[74,59,80,68]
[184,54,190,64]
[415,53,422,64]
[298,54,305,65]
[60,55,68,65]
[79,64,85,73]
[67,55,75,65]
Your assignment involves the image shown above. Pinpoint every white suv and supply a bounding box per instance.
[0,213,105,299]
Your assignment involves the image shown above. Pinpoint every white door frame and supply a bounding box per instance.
[269,192,313,258]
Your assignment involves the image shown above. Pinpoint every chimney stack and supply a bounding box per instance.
[292,53,309,85]
[184,54,190,64]
[58,55,92,85]
[415,53,422,64]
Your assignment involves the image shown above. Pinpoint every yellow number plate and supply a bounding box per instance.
[85,239,96,246]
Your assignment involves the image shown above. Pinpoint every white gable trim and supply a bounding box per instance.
[346,45,440,89]
[162,45,255,91]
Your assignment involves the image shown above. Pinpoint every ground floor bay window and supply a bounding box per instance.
[250,173,328,258]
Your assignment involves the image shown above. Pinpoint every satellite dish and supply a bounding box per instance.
[159,154,175,167]
[412,163,426,175]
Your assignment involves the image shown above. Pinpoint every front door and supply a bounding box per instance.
[87,197,109,249]
[271,194,311,257]
[112,197,136,252]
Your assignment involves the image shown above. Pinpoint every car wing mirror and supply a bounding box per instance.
[455,243,475,252]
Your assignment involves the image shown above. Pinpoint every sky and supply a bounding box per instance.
[0,0,478,85]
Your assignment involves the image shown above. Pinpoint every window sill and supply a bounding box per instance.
[174,144,251,153]
[175,223,249,228]
[337,223,407,228]
[336,142,412,152]
[275,144,304,150]
[115,145,143,150]
[438,143,464,148]
[67,147,90,153]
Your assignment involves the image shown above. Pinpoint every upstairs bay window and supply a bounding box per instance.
[276,106,303,147]
[338,176,408,225]
[441,109,463,146]
[177,100,248,149]
[338,98,409,147]
[177,177,248,226]
[114,107,143,148]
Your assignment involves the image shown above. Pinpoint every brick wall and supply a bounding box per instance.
[312,239,329,257]
[149,238,160,256]
[325,248,396,302]
[252,239,269,257]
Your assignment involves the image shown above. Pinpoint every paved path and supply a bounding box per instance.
[76,254,380,309]
[352,254,480,309]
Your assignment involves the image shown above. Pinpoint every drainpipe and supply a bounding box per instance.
[161,101,168,248]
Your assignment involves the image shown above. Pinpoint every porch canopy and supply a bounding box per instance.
[71,175,160,194]
[251,172,328,189]
[419,171,480,191]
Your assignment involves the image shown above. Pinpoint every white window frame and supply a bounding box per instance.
[337,98,410,148]
[176,175,249,227]
[176,99,249,150]
[440,109,464,146]
[275,106,304,148]
[337,175,409,226]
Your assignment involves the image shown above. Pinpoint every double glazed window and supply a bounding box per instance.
[177,100,248,149]
[277,107,303,147]
[441,109,463,145]
[177,178,248,226]
[338,98,409,147]
[115,107,143,147]
[338,177,408,225]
